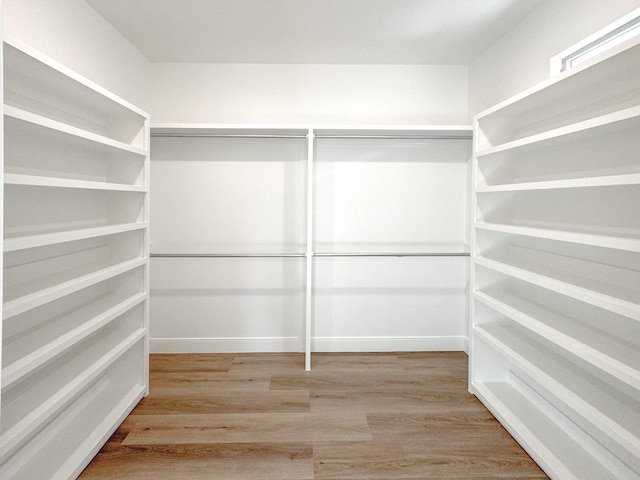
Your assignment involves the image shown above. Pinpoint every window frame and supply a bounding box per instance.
[550,6,640,75]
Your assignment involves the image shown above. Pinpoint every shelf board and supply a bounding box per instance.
[4,105,148,157]
[474,289,640,391]
[55,383,146,480]
[2,292,147,390]
[3,257,147,320]
[476,323,640,468]
[475,35,640,123]
[4,173,146,193]
[473,380,629,480]
[474,253,640,321]
[151,123,473,139]
[0,329,145,462]
[474,222,640,252]
[476,173,640,193]
[476,105,640,158]
[4,38,148,125]
[3,222,147,252]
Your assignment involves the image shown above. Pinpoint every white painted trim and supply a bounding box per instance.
[311,336,466,352]
[149,337,303,353]
[150,336,466,353]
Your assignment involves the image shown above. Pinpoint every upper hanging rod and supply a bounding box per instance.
[151,253,306,258]
[313,134,472,140]
[150,133,308,139]
[151,252,469,258]
[313,252,470,257]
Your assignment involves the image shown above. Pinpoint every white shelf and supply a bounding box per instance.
[4,38,148,148]
[475,288,640,390]
[3,222,147,252]
[474,222,640,252]
[3,257,146,320]
[0,359,145,480]
[2,292,146,390]
[471,29,640,480]
[476,173,640,193]
[475,35,640,150]
[477,104,640,157]
[473,380,632,480]
[0,329,145,462]
[476,323,640,472]
[475,250,640,321]
[151,123,473,138]
[1,38,149,480]
[4,173,146,192]
[4,105,147,157]
[52,383,146,480]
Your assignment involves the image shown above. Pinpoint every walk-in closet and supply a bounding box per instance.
[1,1,640,479]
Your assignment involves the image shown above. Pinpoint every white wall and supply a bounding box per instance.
[150,63,469,125]
[469,0,640,116]
[149,134,471,354]
[3,0,150,110]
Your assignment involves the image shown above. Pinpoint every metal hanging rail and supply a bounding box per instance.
[150,133,307,139]
[313,134,473,140]
[313,252,470,257]
[150,253,306,258]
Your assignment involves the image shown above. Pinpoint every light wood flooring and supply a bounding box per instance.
[79,352,548,479]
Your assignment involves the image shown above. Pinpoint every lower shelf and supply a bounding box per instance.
[0,344,146,480]
[475,322,640,472]
[473,379,637,480]
[0,328,145,462]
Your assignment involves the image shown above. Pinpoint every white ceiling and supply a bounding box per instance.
[86,0,545,65]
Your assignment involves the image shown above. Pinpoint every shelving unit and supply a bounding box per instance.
[470,35,640,479]
[0,38,149,479]
[150,124,472,370]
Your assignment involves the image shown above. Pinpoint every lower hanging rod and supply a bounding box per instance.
[314,252,470,257]
[150,133,307,139]
[314,135,472,140]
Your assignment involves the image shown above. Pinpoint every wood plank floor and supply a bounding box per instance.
[79,352,548,479]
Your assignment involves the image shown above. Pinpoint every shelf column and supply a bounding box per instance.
[305,129,314,371]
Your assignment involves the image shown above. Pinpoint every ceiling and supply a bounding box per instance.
[86,0,545,65]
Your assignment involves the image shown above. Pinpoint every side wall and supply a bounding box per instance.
[3,0,150,110]
[149,63,469,125]
[469,0,640,116]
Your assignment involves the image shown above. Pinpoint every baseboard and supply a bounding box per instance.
[149,337,302,353]
[311,336,466,352]
[150,335,467,353]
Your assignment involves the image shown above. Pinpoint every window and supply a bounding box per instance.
[550,6,640,75]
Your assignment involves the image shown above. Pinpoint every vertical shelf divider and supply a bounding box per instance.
[305,128,315,371]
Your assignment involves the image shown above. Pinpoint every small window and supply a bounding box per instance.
[550,6,640,75]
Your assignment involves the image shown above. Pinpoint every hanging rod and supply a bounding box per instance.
[151,253,306,258]
[313,135,472,140]
[152,252,469,258]
[313,252,470,257]
[150,133,307,139]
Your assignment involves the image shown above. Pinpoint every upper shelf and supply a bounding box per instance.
[475,35,640,151]
[4,38,149,149]
[476,104,640,158]
[151,123,473,139]
[5,105,148,157]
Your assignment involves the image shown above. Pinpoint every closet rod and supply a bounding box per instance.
[314,135,472,140]
[151,253,470,258]
[150,133,307,139]
[151,253,306,258]
[314,252,470,257]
